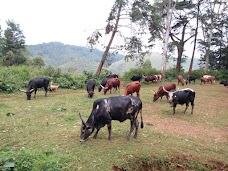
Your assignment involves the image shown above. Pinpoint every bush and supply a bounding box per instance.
[0,149,71,171]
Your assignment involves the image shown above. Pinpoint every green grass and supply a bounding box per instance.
[0,82,228,170]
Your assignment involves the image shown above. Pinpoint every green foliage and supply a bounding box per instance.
[0,149,70,171]
[2,20,27,66]
[165,66,186,81]
[28,56,45,68]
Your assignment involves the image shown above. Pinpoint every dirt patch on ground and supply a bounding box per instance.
[143,104,228,142]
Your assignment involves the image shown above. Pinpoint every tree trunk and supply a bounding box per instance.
[205,28,213,71]
[188,0,201,75]
[176,45,183,72]
[96,4,122,76]
[161,0,175,79]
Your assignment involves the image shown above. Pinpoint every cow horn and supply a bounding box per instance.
[150,90,156,94]
[142,75,146,78]
[79,113,86,126]
[100,84,104,89]
[30,89,34,93]
[162,86,169,93]
[19,89,26,93]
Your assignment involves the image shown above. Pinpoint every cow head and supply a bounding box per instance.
[88,91,94,98]
[98,84,104,92]
[151,90,159,102]
[20,89,35,100]
[79,113,94,142]
[162,86,177,105]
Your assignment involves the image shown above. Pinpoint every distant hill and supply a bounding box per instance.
[28,42,199,75]
[27,42,124,73]
[107,53,200,75]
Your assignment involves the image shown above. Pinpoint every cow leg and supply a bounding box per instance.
[126,120,135,140]
[93,128,100,139]
[34,89,37,98]
[173,104,177,115]
[184,103,189,114]
[190,101,194,114]
[44,87,48,97]
[133,119,139,138]
[107,123,112,140]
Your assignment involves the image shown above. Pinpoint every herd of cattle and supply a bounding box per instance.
[19,73,227,141]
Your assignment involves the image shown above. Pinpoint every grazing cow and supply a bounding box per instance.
[124,81,141,97]
[20,77,50,100]
[201,76,209,85]
[143,75,157,83]
[154,74,162,81]
[131,75,142,82]
[102,78,120,95]
[151,83,176,102]
[163,87,195,115]
[203,75,216,84]
[220,80,228,87]
[50,85,59,92]
[86,79,96,98]
[98,77,109,92]
[177,75,185,86]
[186,75,197,85]
[79,95,143,142]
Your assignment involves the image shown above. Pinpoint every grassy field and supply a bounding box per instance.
[0,80,228,171]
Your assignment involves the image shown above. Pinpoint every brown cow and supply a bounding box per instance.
[143,75,157,83]
[177,75,185,86]
[50,85,59,91]
[123,81,141,97]
[151,83,176,102]
[202,75,216,84]
[102,78,120,95]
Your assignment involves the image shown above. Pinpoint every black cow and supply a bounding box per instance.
[163,87,195,115]
[98,77,109,92]
[220,80,228,87]
[131,75,142,82]
[86,79,96,98]
[79,95,144,142]
[20,77,50,100]
[186,75,197,85]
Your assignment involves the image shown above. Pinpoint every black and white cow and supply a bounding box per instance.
[163,87,195,115]
[186,75,197,85]
[20,77,50,100]
[79,95,143,142]
[86,79,96,98]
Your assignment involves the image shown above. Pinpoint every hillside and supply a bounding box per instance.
[28,42,123,73]
[28,42,199,74]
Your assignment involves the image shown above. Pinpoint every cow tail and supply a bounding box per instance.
[140,109,144,128]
